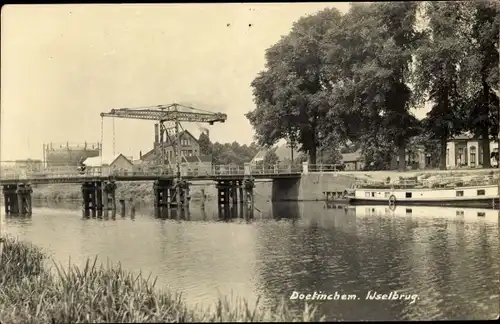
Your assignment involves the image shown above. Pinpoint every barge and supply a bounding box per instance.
[349,175,499,208]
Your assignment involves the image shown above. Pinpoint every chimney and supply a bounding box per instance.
[139,151,142,159]
[154,123,159,145]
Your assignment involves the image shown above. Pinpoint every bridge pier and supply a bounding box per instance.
[3,184,18,215]
[216,179,254,218]
[216,180,231,218]
[95,181,103,217]
[103,181,117,211]
[83,181,116,217]
[242,177,255,218]
[154,179,189,209]
[2,183,32,216]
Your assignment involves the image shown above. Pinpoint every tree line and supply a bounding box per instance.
[245,1,499,170]
[197,132,260,164]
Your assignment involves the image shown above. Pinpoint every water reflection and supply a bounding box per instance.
[272,202,299,221]
[2,201,498,321]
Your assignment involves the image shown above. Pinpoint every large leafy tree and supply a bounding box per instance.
[413,1,473,169]
[463,0,499,167]
[321,2,422,171]
[246,8,343,164]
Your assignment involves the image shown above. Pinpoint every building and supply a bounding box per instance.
[341,150,363,171]
[14,159,43,172]
[251,143,301,164]
[183,155,213,175]
[446,134,499,169]
[141,130,201,165]
[43,142,100,167]
[83,154,134,176]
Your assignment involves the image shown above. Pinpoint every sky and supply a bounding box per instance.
[1,3,429,161]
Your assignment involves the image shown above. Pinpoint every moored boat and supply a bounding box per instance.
[349,175,499,208]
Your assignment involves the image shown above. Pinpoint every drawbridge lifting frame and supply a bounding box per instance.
[100,103,227,179]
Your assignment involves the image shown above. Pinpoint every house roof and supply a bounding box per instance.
[451,133,475,141]
[184,155,212,163]
[341,150,362,163]
[141,130,200,161]
[84,154,131,167]
[161,130,198,148]
[251,144,301,163]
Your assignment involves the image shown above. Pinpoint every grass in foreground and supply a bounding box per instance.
[0,236,323,323]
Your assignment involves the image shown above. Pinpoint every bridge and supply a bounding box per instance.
[0,162,343,217]
[1,102,345,217]
[0,163,308,185]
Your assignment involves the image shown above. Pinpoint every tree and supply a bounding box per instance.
[317,145,342,164]
[462,0,499,167]
[413,1,473,169]
[246,8,344,164]
[321,2,422,171]
[263,149,279,165]
[198,132,212,155]
[208,140,259,165]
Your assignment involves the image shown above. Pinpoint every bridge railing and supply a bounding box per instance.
[306,164,345,172]
[0,163,305,181]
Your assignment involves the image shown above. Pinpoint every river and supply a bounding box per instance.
[1,200,499,321]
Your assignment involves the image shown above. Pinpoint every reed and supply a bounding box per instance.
[0,236,324,323]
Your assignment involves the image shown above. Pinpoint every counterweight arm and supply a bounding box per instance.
[100,104,227,125]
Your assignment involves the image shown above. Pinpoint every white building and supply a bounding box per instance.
[446,134,499,169]
[84,154,134,176]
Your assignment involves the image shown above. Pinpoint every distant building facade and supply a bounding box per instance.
[251,144,301,164]
[141,130,201,164]
[139,129,213,172]
[84,154,134,176]
[14,159,43,172]
[43,142,100,167]
[446,134,499,169]
[341,150,363,171]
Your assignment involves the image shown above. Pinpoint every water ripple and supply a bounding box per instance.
[2,201,498,320]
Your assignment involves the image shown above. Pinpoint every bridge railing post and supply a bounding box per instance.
[244,163,251,176]
[302,162,309,175]
[181,163,188,177]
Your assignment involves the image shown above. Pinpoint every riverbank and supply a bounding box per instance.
[0,236,323,323]
[28,168,500,203]
[31,181,214,202]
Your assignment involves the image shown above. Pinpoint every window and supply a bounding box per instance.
[456,191,464,197]
[477,189,485,196]
[470,146,476,166]
[406,192,412,198]
[384,192,390,198]
[477,212,485,217]
[456,210,464,216]
[371,192,375,197]
[365,192,370,198]
[458,147,464,165]
[406,208,412,214]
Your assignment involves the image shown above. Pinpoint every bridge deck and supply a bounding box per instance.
[0,170,302,185]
